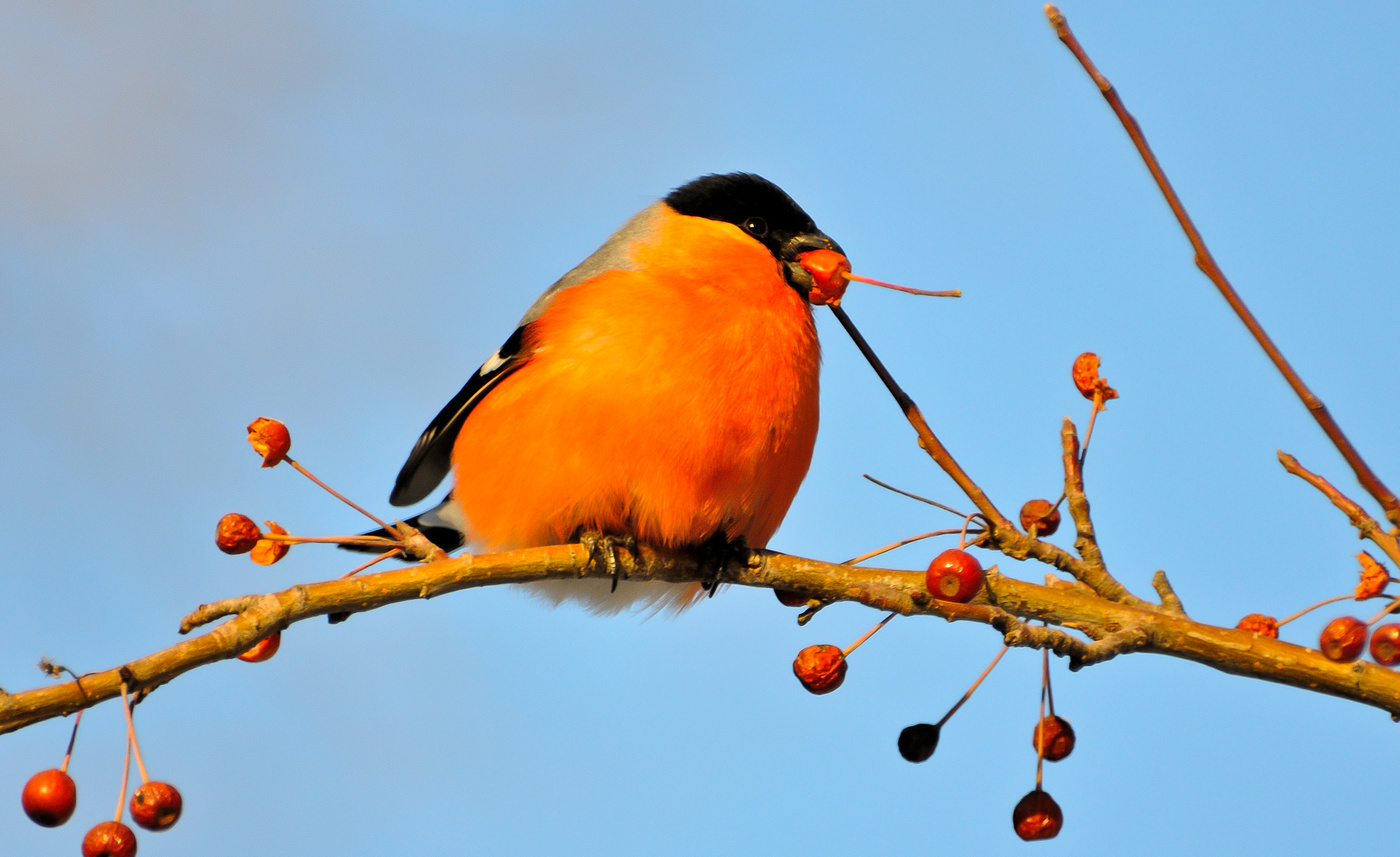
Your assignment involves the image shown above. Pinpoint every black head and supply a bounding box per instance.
[664,173,843,263]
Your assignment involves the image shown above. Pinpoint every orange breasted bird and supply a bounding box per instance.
[369,173,848,612]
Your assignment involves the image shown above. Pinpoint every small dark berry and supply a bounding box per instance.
[1012,789,1063,841]
[1032,715,1075,762]
[897,723,940,763]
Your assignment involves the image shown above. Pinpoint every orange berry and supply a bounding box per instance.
[1235,614,1279,638]
[130,781,182,831]
[247,417,292,467]
[238,631,282,663]
[792,644,847,695]
[1369,623,1400,666]
[1356,552,1389,600]
[925,549,984,603]
[81,820,137,857]
[1071,352,1119,402]
[21,768,76,827]
[1019,499,1061,537]
[1012,789,1063,841]
[796,249,850,306]
[250,522,290,565]
[1032,715,1075,762]
[1319,616,1368,662]
[216,513,262,555]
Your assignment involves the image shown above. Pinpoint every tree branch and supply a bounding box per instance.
[1279,451,1400,569]
[6,540,1400,736]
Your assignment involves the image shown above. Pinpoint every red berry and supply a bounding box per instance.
[1018,499,1061,537]
[1032,715,1075,762]
[238,631,282,663]
[21,768,76,827]
[774,589,809,608]
[130,781,182,831]
[1370,623,1400,666]
[796,248,851,306]
[1319,616,1368,663]
[247,417,292,467]
[792,644,847,695]
[925,549,984,603]
[1012,789,1063,841]
[81,820,138,857]
[215,513,262,555]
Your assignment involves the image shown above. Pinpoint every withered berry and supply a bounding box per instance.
[1319,616,1367,663]
[81,820,138,857]
[1032,715,1075,762]
[1012,789,1063,841]
[216,514,262,555]
[130,781,182,831]
[792,645,847,695]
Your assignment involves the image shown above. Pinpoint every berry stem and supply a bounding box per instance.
[115,726,131,823]
[59,709,83,773]
[1365,594,1400,627]
[259,533,400,549]
[843,612,897,657]
[845,272,961,298]
[119,684,150,785]
[936,645,1009,728]
[341,548,403,578]
[1036,647,1048,791]
[843,529,970,565]
[285,457,396,533]
[1277,594,1355,627]
[1043,641,1057,717]
[862,474,969,519]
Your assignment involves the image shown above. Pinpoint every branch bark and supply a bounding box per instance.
[5,541,1399,736]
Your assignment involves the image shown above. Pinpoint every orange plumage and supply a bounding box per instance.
[385,173,845,612]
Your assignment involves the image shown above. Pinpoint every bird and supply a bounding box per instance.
[376,172,848,613]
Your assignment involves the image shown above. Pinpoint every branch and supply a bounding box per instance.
[1059,417,1150,608]
[6,541,1400,736]
[1045,4,1400,530]
[1279,451,1400,569]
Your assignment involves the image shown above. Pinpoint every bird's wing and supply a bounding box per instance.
[388,203,662,508]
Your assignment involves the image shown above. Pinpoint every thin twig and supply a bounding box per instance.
[1278,451,1400,568]
[1060,418,1146,606]
[936,645,1009,728]
[1046,4,1400,529]
[120,683,149,785]
[342,549,402,578]
[862,474,970,519]
[843,612,898,656]
[843,529,970,565]
[285,457,396,533]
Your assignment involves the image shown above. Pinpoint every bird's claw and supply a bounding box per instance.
[580,532,637,592]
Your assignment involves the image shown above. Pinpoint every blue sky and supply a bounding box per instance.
[3,2,1398,854]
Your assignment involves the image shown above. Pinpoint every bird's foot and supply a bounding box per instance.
[697,532,750,598]
[579,531,638,593]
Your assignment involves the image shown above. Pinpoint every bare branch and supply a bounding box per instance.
[1279,451,1400,568]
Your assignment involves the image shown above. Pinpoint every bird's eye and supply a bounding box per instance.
[742,217,768,238]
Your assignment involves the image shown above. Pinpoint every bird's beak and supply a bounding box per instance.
[780,232,849,305]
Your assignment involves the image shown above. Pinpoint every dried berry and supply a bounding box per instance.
[897,723,940,763]
[1369,623,1400,666]
[130,781,182,831]
[1019,499,1061,537]
[1235,614,1279,639]
[247,417,291,467]
[1319,616,1367,663]
[792,644,847,695]
[81,820,138,857]
[1356,552,1389,600]
[21,768,76,827]
[1071,352,1119,402]
[1012,789,1063,841]
[216,513,262,555]
[797,248,850,306]
[250,522,290,565]
[238,631,282,663]
[925,549,984,603]
[1032,715,1075,762]
[774,589,809,608]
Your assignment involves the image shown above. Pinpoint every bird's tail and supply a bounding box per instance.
[339,493,466,555]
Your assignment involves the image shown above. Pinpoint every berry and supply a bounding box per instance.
[250,522,290,565]
[925,549,984,603]
[81,820,138,857]
[1319,616,1367,663]
[1019,499,1061,537]
[1012,789,1063,841]
[1235,614,1279,638]
[1032,715,1075,762]
[897,723,940,763]
[796,248,850,306]
[1356,552,1389,599]
[1370,623,1400,666]
[239,631,282,663]
[215,514,262,555]
[1071,352,1118,402]
[792,644,847,695]
[247,417,292,467]
[21,768,76,827]
[774,589,809,608]
[130,781,182,831]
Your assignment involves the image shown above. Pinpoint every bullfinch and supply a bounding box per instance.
[378,172,847,613]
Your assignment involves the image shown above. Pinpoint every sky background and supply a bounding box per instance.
[3,1,1398,854]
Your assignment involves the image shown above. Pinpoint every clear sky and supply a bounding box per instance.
[3,2,1397,854]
